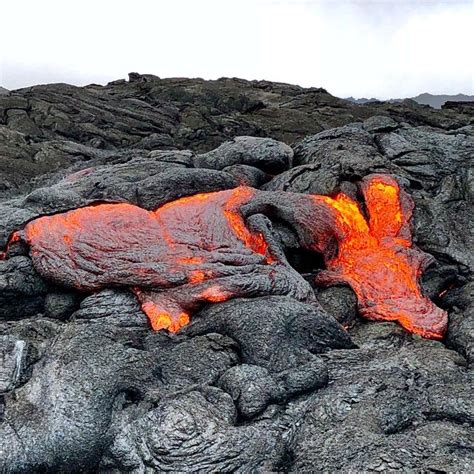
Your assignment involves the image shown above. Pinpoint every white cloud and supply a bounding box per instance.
[1,0,472,98]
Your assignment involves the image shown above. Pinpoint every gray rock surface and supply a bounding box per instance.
[194,136,294,172]
[290,323,473,471]
[0,336,27,392]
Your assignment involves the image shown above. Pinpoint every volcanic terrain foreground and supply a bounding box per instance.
[0,76,472,472]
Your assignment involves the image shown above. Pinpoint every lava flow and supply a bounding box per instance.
[3,174,447,338]
[312,175,447,339]
[17,187,280,333]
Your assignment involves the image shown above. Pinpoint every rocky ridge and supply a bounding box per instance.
[1,73,472,198]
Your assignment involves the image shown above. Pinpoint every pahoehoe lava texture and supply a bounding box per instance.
[0,76,472,472]
[14,174,446,338]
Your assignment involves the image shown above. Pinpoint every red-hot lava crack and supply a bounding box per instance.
[2,174,447,338]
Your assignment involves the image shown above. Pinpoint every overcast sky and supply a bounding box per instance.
[1,0,472,99]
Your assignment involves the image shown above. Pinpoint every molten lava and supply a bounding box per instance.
[0,232,21,260]
[19,188,278,332]
[3,174,447,338]
[313,175,447,339]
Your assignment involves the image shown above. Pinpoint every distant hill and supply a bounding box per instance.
[345,96,380,105]
[0,86,9,95]
[346,93,474,109]
[412,93,474,109]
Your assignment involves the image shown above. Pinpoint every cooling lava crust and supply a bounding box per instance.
[5,174,447,338]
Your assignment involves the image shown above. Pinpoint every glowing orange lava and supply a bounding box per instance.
[17,188,274,333]
[141,302,190,332]
[0,232,21,260]
[313,175,447,339]
[200,285,231,303]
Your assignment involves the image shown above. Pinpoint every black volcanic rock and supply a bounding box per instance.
[101,387,286,472]
[0,256,48,318]
[194,136,294,173]
[0,76,472,472]
[1,74,472,198]
[291,323,473,472]
[443,100,474,115]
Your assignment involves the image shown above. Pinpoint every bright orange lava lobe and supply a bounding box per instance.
[200,285,230,303]
[314,175,447,339]
[188,270,206,284]
[142,301,190,332]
